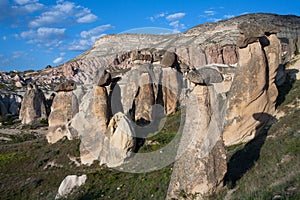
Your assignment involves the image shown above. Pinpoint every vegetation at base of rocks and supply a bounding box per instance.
[68,165,172,200]
[276,79,300,113]
[138,110,182,153]
[0,135,84,200]
[210,71,300,200]
[295,47,300,55]
[40,118,48,125]
[0,111,182,200]
[173,189,200,200]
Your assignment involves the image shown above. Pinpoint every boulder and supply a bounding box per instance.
[186,67,223,85]
[47,90,79,143]
[237,21,279,48]
[94,68,112,86]
[19,84,47,124]
[161,51,176,67]
[54,80,76,92]
[55,175,87,199]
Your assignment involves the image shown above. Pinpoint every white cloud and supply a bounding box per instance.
[68,24,112,51]
[37,27,66,39]
[169,20,186,33]
[53,56,63,64]
[149,12,168,22]
[22,3,44,12]
[20,27,66,47]
[80,24,112,38]
[77,13,98,23]
[29,1,97,27]
[166,12,186,21]
[204,10,216,16]
[209,18,222,22]
[2,36,7,40]
[14,0,38,5]
[223,14,235,19]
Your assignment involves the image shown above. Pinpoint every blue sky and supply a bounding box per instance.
[0,0,299,72]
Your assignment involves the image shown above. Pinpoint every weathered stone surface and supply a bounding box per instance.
[134,73,155,123]
[69,86,136,167]
[237,21,279,48]
[222,45,238,64]
[186,67,223,85]
[224,34,281,145]
[0,99,8,116]
[94,68,111,86]
[19,84,47,124]
[55,80,76,92]
[0,92,22,116]
[47,91,79,143]
[168,86,227,199]
[205,44,224,64]
[55,175,87,199]
[161,51,176,67]
[93,86,109,132]
[160,68,182,115]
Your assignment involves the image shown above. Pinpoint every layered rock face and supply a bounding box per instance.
[167,85,227,199]
[0,91,22,116]
[42,13,300,199]
[19,83,48,124]
[223,26,282,145]
[47,81,79,143]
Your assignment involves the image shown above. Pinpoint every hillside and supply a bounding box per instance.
[0,13,300,199]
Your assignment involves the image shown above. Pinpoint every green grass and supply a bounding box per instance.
[138,110,181,153]
[0,110,183,200]
[212,73,300,200]
[69,165,173,200]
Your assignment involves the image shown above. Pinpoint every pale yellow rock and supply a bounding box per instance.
[93,86,109,133]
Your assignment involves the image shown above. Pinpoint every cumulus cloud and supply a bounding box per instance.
[166,12,186,21]
[223,14,235,19]
[14,0,38,5]
[77,13,98,23]
[29,1,98,27]
[0,0,44,23]
[53,56,63,64]
[80,24,112,38]
[149,12,168,22]
[20,27,66,47]
[204,10,216,16]
[169,20,186,33]
[21,27,66,39]
[68,24,113,51]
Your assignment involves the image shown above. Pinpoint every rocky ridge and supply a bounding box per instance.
[1,13,300,199]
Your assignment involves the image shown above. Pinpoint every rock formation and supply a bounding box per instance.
[167,79,227,199]
[19,83,47,124]
[55,175,87,199]
[47,81,79,143]
[38,13,300,198]
[223,27,282,146]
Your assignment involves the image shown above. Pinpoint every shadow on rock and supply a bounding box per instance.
[224,112,277,189]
